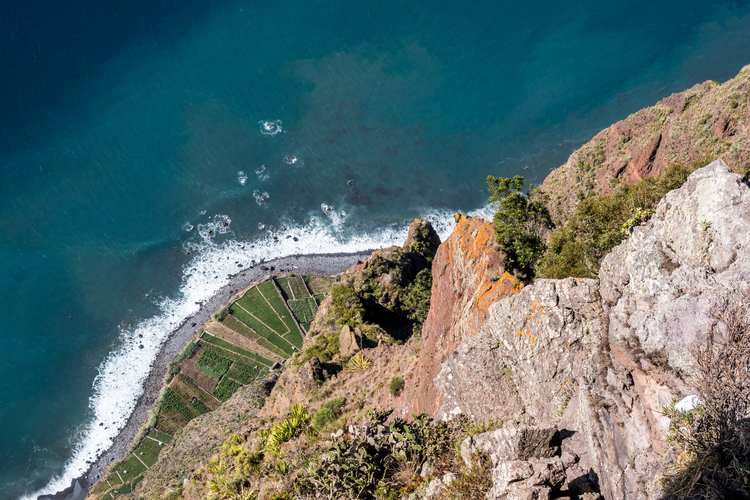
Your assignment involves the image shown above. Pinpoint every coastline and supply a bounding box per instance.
[40,250,374,500]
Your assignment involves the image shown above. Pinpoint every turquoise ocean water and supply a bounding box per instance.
[3,0,750,497]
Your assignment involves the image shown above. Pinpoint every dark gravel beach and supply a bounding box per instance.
[40,250,373,500]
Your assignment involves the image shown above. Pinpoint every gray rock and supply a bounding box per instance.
[424,477,444,499]
[488,456,566,500]
[460,422,560,467]
[339,324,361,357]
[433,161,750,499]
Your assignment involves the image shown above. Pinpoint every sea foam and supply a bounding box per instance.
[28,204,492,498]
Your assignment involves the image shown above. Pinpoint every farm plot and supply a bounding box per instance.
[177,355,219,394]
[204,321,282,362]
[171,373,221,410]
[218,315,288,358]
[228,306,296,356]
[212,377,242,402]
[135,437,167,467]
[200,333,273,367]
[235,287,286,333]
[196,348,231,379]
[257,281,301,336]
[276,277,294,300]
[288,297,318,331]
[305,275,336,295]
[288,276,311,298]
[147,428,172,444]
[114,455,147,483]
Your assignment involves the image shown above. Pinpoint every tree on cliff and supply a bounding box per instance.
[487,175,552,277]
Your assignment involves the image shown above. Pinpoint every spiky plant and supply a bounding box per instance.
[348,353,373,371]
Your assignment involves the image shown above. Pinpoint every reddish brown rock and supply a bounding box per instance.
[403,214,523,417]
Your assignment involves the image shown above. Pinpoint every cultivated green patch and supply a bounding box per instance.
[135,437,166,467]
[212,377,242,402]
[196,349,231,379]
[200,334,273,366]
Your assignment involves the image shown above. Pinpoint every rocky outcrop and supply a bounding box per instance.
[339,324,361,356]
[432,160,750,499]
[542,65,750,225]
[405,214,523,416]
[460,422,560,468]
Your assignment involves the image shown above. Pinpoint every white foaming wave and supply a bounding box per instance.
[29,203,496,499]
[237,171,248,186]
[283,154,303,166]
[258,120,282,135]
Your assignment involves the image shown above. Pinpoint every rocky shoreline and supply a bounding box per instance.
[39,250,373,500]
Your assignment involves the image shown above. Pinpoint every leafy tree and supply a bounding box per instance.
[486,175,552,276]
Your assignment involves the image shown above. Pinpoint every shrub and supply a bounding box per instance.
[399,269,432,326]
[174,341,198,363]
[389,376,405,397]
[537,158,711,279]
[486,175,552,276]
[311,407,336,432]
[661,292,750,499]
[329,284,365,328]
[214,306,229,322]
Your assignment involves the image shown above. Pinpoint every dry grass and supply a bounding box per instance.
[661,291,750,499]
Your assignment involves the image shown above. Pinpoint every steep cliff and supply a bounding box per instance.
[432,160,750,498]
[542,64,750,225]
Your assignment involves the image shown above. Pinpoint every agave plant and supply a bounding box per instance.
[288,403,309,422]
[231,488,258,500]
[348,352,373,371]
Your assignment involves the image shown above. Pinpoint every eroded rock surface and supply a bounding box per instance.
[433,160,750,499]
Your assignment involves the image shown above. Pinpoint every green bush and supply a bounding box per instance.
[486,175,552,276]
[389,377,405,397]
[312,398,346,432]
[214,306,229,322]
[311,407,336,432]
[399,269,432,326]
[537,158,711,279]
[174,341,198,363]
[329,284,365,328]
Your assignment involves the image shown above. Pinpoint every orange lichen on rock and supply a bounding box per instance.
[407,214,521,415]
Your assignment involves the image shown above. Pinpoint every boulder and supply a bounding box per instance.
[339,324,361,357]
[460,422,560,467]
[488,457,567,500]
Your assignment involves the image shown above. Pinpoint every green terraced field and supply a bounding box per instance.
[257,281,300,334]
[212,377,242,402]
[135,437,165,467]
[147,428,172,444]
[289,297,318,325]
[276,277,294,300]
[236,287,286,332]
[289,276,311,298]
[219,315,288,358]
[200,334,273,366]
[285,328,304,348]
[196,348,231,379]
[116,456,147,483]
[229,307,296,355]
[173,373,219,408]
[227,360,268,384]
[230,304,280,338]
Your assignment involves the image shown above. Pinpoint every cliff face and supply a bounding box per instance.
[431,160,750,498]
[542,64,750,225]
[403,214,522,417]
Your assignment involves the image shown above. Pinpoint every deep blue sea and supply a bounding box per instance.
[3,0,750,497]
